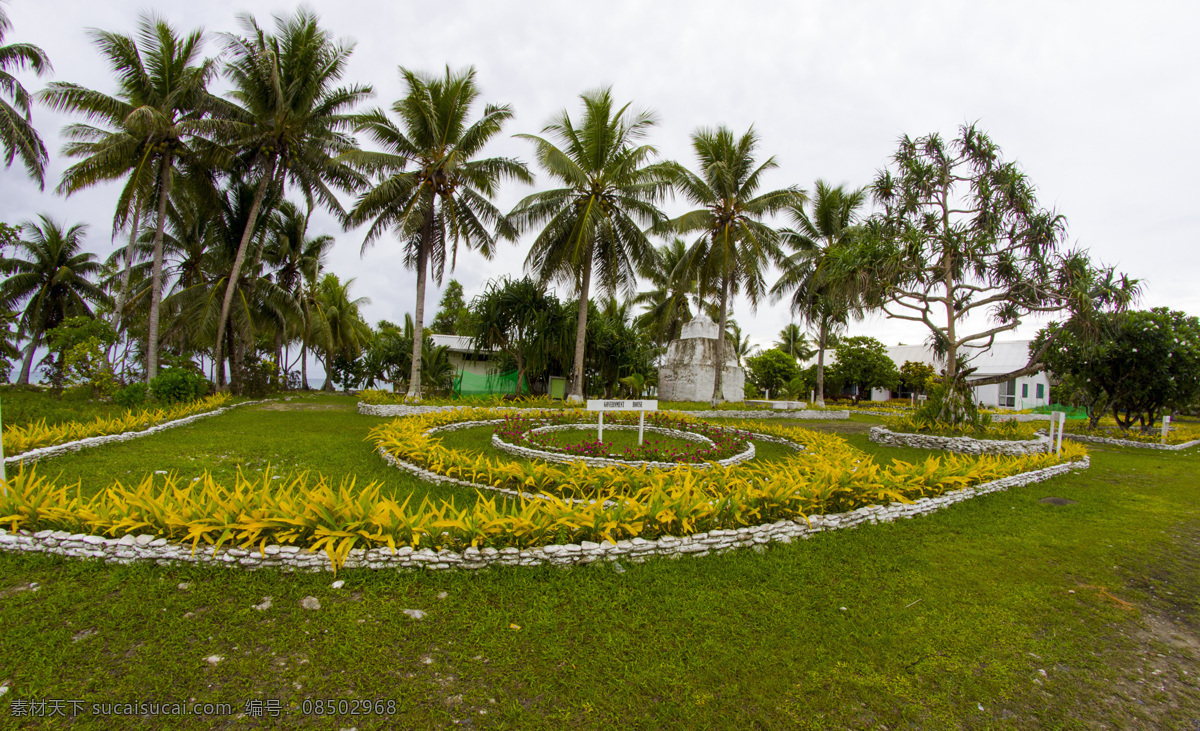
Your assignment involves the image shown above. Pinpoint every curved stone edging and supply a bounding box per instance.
[3,399,264,465]
[492,422,756,470]
[0,455,1090,571]
[357,401,850,421]
[868,426,1049,455]
[1058,432,1200,451]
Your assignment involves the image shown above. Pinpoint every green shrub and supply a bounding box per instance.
[148,369,209,404]
[112,382,148,409]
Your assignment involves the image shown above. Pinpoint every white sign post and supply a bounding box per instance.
[586,399,659,445]
[1162,415,1172,444]
[1049,411,1066,454]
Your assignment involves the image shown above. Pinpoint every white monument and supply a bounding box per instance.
[657,314,745,402]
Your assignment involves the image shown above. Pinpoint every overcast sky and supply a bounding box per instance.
[3,0,1198,377]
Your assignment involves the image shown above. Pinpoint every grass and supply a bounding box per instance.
[520,427,704,456]
[0,393,1198,728]
[0,385,138,429]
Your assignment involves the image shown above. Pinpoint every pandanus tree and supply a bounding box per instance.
[0,3,51,187]
[771,180,870,406]
[345,65,530,399]
[860,125,1139,423]
[209,9,370,392]
[39,14,216,380]
[510,87,669,401]
[665,126,803,405]
[0,216,108,384]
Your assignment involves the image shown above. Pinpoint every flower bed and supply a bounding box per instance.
[495,412,752,464]
[0,406,1090,572]
[1060,419,1200,447]
[2,394,233,458]
[869,426,1049,456]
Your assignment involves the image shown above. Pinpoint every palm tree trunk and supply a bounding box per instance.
[214,159,276,393]
[115,198,143,333]
[16,330,40,385]
[146,155,173,382]
[711,274,730,406]
[300,342,308,390]
[816,319,828,408]
[407,208,434,399]
[569,248,594,402]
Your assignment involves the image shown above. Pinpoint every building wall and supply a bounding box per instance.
[447,352,494,378]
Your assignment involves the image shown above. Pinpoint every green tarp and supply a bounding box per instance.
[453,369,527,396]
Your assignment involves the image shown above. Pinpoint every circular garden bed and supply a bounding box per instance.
[490,411,756,468]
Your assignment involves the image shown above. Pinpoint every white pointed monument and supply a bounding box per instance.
[657,313,745,402]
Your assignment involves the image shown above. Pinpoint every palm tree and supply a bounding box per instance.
[0,4,51,186]
[345,65,530,399]
[39,14,216,381]
[633,237,715,350]
[511,87,669,402]
[728,320,756,367]
[666,126,803,404]
[309,273,370,391]
[209,9,370,393]
[771,180,870,406]
[0,216,108,384]
[775,323,815,362]
[264,200,333,378]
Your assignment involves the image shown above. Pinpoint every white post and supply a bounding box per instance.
[1162,415,1171,444]
[638,410,645,445]
[598,411,604,442]
[1056,412,1066,453]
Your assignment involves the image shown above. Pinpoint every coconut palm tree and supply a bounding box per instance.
[666,126,803,404]
[263,199,333,376]
[775,322,815,362]
[39,14,216,381]
[510,87,669,401]
[345,65,530,398]
[0,216,108,384]
[771,180,870,406]
[0,3,51,187]
[728,320,756,367]
[209,9,370,392]
[309,273,370,391]
[633,237,717,350]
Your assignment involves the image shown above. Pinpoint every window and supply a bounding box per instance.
[1036,383,1045,400]
[1022,383,1029,398]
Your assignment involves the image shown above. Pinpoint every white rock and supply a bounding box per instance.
[330,580,345,590]
[254,597,273,611]
[177,582,191,591]
[205,655,223,665]
[403,609,427,620]
[300,596,321,610]
[437,591,448,600]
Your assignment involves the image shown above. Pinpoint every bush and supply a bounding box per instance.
[112,382,148,409]
[239,355,281,398]
[149,369,209,404]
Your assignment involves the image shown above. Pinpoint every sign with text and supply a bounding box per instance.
[586,399,658,412]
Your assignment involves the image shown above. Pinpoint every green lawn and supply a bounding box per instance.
[0,385,139,429]
[1,394,1198,729]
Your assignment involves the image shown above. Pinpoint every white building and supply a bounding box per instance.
[870,340,1051,409]
[429,334,495,378]
[806,340,1051,409]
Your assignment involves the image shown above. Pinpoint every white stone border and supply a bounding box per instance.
[3,399,262,465]
[1057,432,1200,451]
[0,456,1090,571]
[492,422,756,469]
[357,401,850,421]
[869,426,1049,456]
